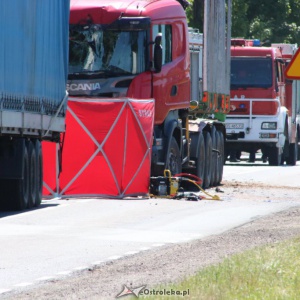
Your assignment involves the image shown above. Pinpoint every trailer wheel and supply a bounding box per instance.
[203,131,212,188]
[166,137,182,175]
[268,147,283,166]
[15,141,30,210]
[34,140,43,207]
[210,127,217,186]
[195,132,205,185]
[27,140,37,208]
[216,130,224,185]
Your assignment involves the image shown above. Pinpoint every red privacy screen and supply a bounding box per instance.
[42,97,154,198]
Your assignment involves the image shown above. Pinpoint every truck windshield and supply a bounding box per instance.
[69,25,148,77]
[231,57,273,89]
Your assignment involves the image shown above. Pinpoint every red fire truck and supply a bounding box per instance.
[225,39,300,165]
[68,0,232,189]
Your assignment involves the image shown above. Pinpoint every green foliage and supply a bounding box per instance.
[232,0,249,38]
[185,0,194,27]
[188,0,204,32]
[188,0,300,43]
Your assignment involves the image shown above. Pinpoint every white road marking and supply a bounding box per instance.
[152,243,165,247]
[91,261,103,265]
[14,282,33,287]
[124,251,139,255]
[73,266,88,271]
[107,255,121,260]
[57,271,72,275]
[35,276,54,281]
[140,247,150,251]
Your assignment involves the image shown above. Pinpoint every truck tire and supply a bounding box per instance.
[166,137,182,175]
[27,140,37,208]
[34,140,43,207]
[14,141,30,210]
[203,131,212,188]
[210,126,217,186]
[195,132,205,185]
[286,133,298,165]
[216,130,224,185]
[287,142,297,166]
[268,147,282,166]
[182,131,205,191]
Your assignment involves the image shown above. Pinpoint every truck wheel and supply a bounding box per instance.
[182,132,205,191]
[166,137,182,175]
[203,131,212,188]
[210,127,217,186]
[216,130,224,185]
[15,141,30,210]
[287,134,298,165]
[34,140,43,207]
[27,140,37,208]
[268,147,282,166]
[287,143,297,166]
[195,132,205,184]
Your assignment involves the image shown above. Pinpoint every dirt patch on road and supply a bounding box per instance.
[3,184,300,300]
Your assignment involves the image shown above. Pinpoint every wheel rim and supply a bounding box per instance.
[167,138,181,175]
[168,149,180,174]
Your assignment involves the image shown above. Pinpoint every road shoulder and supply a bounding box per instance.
[3,205,300,300]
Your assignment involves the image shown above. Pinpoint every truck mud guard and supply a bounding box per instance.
[43,92,69,139]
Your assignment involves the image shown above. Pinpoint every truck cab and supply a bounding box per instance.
[68,0,191,175]
[68,0,190,124]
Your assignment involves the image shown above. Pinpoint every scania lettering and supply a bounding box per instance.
[67,83,101,91]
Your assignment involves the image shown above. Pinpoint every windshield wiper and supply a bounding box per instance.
[68,69,132,79]
[107,65,131,75]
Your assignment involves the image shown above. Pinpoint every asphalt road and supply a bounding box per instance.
[0,158,300,295]
[224,153,300,187]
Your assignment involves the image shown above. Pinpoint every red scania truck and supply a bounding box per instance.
[68,0,232,188]
[226,39,300,165]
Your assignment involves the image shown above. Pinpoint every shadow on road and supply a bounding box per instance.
[0,203,60,218]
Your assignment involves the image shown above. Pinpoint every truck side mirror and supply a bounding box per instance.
[154,34,162,73]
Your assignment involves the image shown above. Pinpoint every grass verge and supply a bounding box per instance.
[136,238,300,299]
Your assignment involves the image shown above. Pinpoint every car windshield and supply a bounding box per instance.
[231,57,273,89]
[69,25,148,76]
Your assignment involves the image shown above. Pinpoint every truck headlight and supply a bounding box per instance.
[261,122,277,129]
